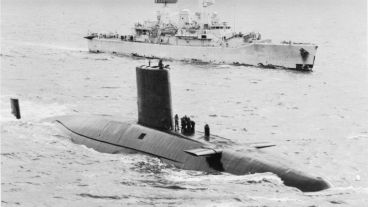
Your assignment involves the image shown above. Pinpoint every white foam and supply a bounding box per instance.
[347,134,368,140]
[165,170,283,185]
[4,40,86,52]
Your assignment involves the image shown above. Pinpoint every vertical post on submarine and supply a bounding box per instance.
[136,63,173,131]
[10,98,21,119]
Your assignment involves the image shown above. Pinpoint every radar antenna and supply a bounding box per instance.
[155,0,178,7]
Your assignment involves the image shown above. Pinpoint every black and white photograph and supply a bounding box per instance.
[1,0,367,206]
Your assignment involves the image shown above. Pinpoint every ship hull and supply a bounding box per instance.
[55,115,329,192]
[87,39,317,70]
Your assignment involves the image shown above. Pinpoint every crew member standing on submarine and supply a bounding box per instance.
[174,114,179,131]
[204,124,210,141]
[158,59,163,69]
[180,117,185,133]
[182,115,188,133]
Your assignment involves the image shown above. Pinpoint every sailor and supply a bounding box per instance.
[204,124,210,141]
[182,116,187,133]
[158,59,164,69]
[148,60,151,67]
[180,117,185,133]
[181,115,190,133]
[185,116,190,133]
[190,120,195,133]
[174,114,179,131]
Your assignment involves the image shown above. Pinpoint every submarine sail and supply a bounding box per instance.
[136,66,173,130]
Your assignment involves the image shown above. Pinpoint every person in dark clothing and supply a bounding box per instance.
[179,115,196,134]
[180,117,185,133]
[183,115,187,133]
[204,124,210,141]
[186,117,191,133]
[174,114,179,131]
[158,59,164,69]
[191,121,195,133]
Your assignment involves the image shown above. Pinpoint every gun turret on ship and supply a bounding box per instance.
[53,62,329,192]
[85,0,318,71]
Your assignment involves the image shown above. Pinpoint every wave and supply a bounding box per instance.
[2,40,87,52]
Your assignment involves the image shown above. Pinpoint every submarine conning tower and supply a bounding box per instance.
[136,64,173,131]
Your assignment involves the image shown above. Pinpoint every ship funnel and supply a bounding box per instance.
[136,64,173,131]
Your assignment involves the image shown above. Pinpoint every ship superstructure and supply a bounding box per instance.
[85,0,317,70]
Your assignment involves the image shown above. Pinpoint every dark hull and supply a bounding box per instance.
[55,115,329,192]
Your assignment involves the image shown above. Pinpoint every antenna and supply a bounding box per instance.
[155,0,178,7]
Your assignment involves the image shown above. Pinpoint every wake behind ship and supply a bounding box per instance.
[85,0,318,71]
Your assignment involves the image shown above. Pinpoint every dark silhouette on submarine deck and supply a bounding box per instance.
[54,61,330,192]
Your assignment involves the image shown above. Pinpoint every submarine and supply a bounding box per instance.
[54,63,330,192]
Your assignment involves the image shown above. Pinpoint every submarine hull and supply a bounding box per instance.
[55,115,329,192]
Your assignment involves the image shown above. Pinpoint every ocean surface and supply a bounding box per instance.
[1,0,367,206]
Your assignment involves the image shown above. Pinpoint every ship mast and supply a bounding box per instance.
[154,0,178,43]
[154,0,178,24]
[198,0,215,31]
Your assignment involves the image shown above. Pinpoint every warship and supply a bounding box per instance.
[53,62,330,192]
[85,0,318,71]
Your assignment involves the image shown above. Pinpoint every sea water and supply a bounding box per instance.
[1,0,367,206]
